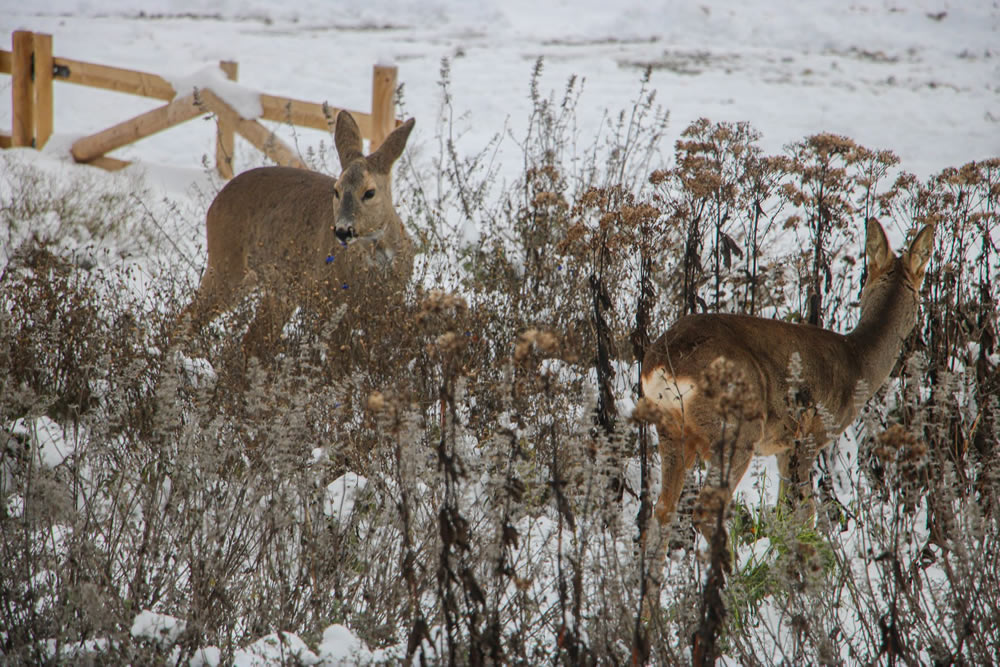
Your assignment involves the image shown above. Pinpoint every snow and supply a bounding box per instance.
[128,613,393,665]
[2,0,996,196]
[165,65,265,120]
[2,417,72,506]
[131,610,188,646]
[11,416,72,468]
[172,350,219,387]
[316,624,393,665]
[232,632,319,667]
[188,646,223,667]
[737,536,773,572]
[1,0,997,662]
[323,472,369,526]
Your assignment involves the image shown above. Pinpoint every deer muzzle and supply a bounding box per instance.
[334,224,355,243]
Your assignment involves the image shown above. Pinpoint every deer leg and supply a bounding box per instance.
[649,417,703,544]
[646,444,687,563]
[776,443,821,523]
[643,423,700,615]
[692,427,755,546]
[654,445,691,535]
[242,293,292,365]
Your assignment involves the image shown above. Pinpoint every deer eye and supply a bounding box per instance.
[363,189,376,201]
[333,188,341,200]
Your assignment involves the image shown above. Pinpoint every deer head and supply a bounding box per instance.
[333,111,415,260]
[853,218,935,388]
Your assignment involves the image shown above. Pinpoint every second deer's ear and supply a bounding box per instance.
[904,224,935,282]
[866,218,892,272]
[368,118,415,174]
[335,111,365,167]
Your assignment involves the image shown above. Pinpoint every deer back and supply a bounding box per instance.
[643,314,863,442]
[203,166,336,294]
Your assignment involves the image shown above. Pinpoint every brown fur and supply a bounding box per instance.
[640,219,934,567]
[184,112,416,361]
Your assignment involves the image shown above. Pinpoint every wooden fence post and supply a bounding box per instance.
[370,64,397,151]
[199,90,305,170]
[34,33,54,148]
[11,30,35,147]
[215,60,238,179]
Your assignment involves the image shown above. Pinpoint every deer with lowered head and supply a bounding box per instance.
[185,111,415,361]
[638,218,934,569]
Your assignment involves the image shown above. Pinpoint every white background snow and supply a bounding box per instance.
[3,0,997,192]
[1,0,997,663]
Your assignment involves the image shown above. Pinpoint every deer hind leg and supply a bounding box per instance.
[645,423,698,565]
[642,414,702,616]
[653,421,701,536]
[692,426,756,550]
[641,369,701,539]
[172,265,223,348]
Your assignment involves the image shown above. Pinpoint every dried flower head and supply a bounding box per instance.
[416,289,468,327]
[514,328,562,364]
[367,391,386,413]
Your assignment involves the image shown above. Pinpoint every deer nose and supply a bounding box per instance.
[334,225,354,243]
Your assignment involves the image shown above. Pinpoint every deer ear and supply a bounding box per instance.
[865,218,893,272]
[904,224,935,283]
[368,118,415,174]
[335,111,365,167]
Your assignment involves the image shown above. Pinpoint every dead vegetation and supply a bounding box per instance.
[1,63,998,664]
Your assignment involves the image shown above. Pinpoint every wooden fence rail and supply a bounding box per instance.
[0,30,400,178]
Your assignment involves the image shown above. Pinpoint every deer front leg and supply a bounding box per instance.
[242,292,293,365]
[776,443,821,523]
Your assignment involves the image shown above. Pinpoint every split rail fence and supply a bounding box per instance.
[0,30,400,178]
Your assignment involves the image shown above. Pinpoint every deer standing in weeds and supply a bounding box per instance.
[185,111,415,361]
[638,218,934,575]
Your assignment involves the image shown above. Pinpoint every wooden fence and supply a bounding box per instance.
[0,30,400,178]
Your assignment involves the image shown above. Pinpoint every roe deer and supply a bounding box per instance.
[186,111,415,360]
[639,218,934,564]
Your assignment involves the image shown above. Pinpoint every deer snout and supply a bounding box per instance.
[334,224,355,244]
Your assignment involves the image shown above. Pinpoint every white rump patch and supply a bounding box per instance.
[642,367,697,413]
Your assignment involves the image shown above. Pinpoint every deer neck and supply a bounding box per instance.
[846,272,917,397]
[372,213,401,261]
[352,212,406,273]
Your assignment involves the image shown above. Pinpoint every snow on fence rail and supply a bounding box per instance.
[0,29,400,178]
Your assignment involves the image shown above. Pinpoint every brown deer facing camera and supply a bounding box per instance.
[639,218,934,567]
[185,111,415,361]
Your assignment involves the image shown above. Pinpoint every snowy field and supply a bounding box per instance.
[2,0,997,193]
[2,0,998,663]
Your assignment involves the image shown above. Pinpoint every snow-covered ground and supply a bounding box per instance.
[2,0,997,197]
[2,1,997,663]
